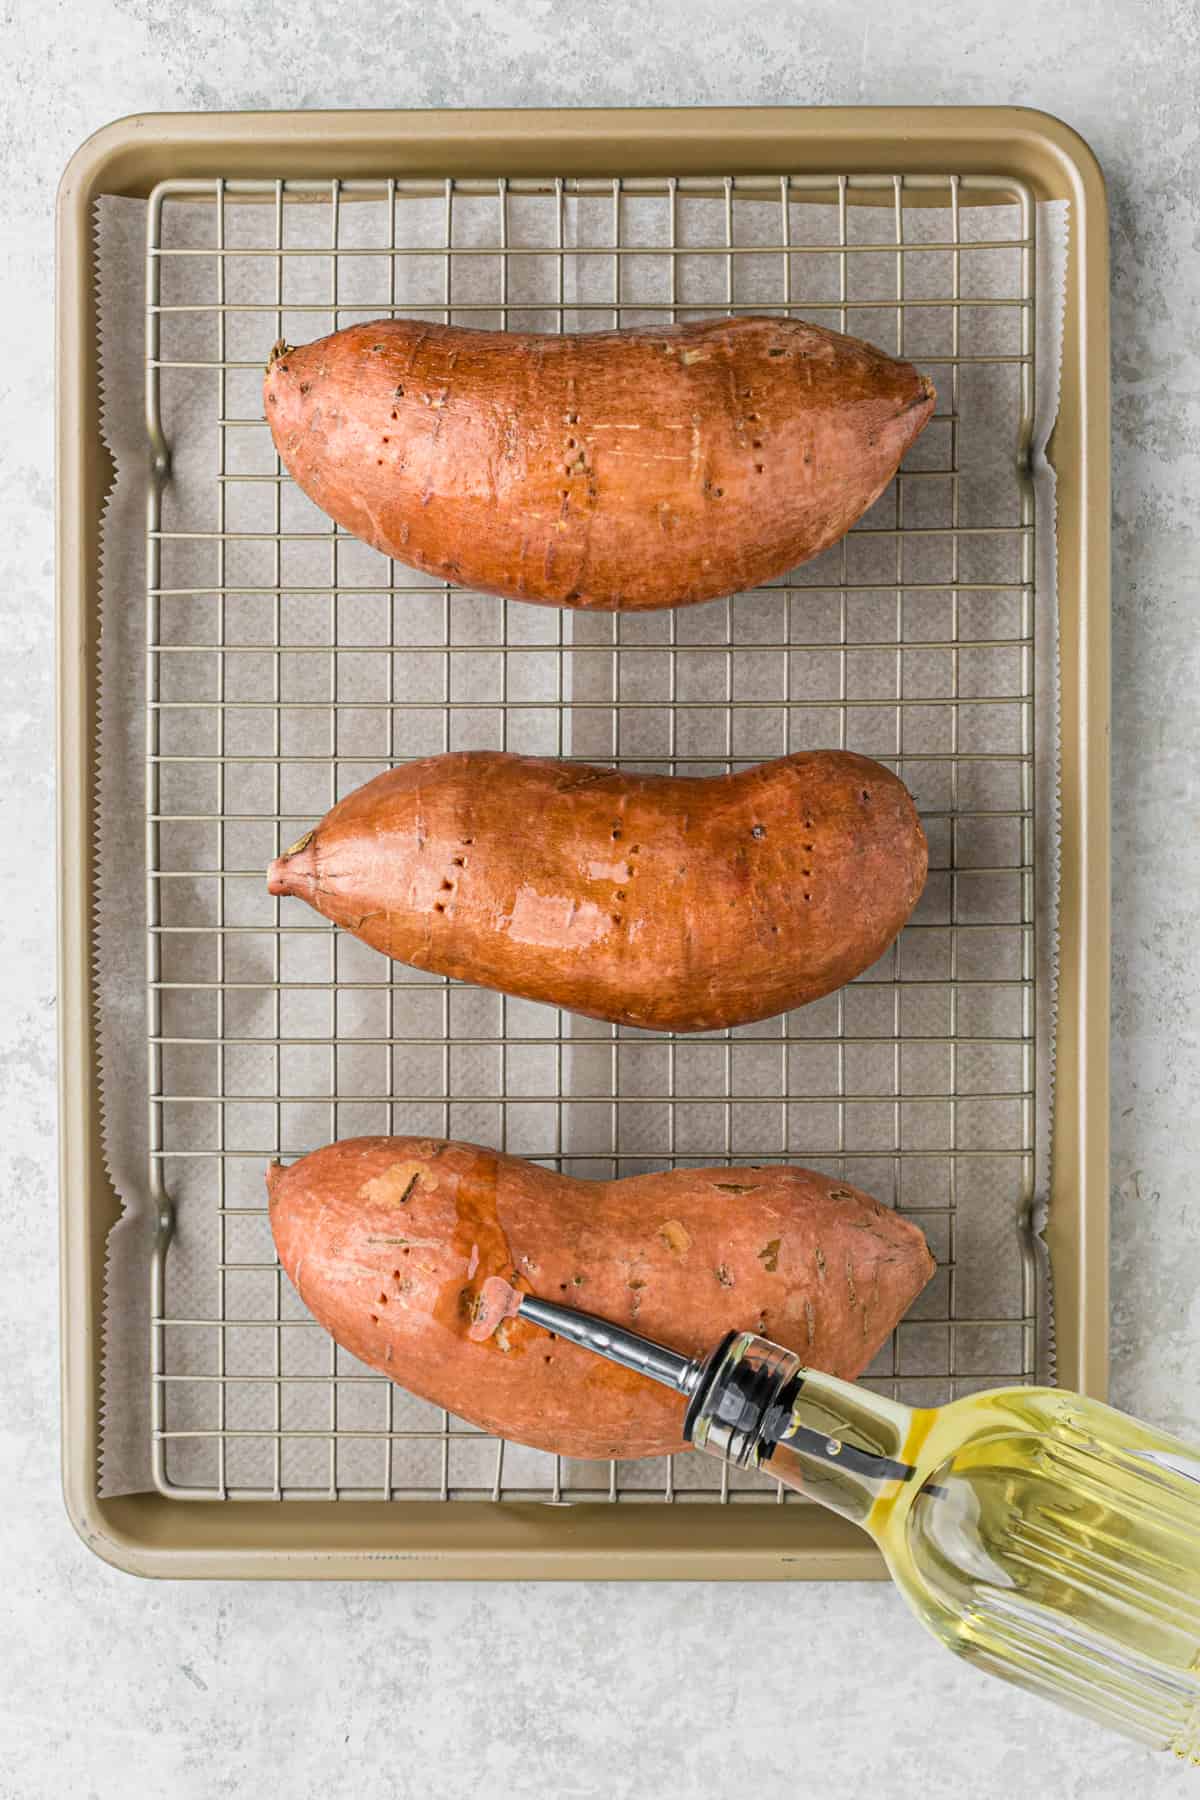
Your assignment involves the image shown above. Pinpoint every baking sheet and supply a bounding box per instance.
[95,183,1067,1498]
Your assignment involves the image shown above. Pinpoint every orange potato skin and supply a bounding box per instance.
[267,749,927,1034]
[267,1137,936,1460]
[263,316,935,611]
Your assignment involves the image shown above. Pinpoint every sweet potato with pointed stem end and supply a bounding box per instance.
[263,316,935,612]
[267,748,927,1034]
[267,1136,936,1461]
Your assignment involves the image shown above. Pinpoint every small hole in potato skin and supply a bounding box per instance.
[378,1292,388,1305]
[803,893,812,903]
[391,410,398,420]
[434,901,446,913]
[392,1269,401,1279]
[544,1355,553,1364]
[369,1313,379,1324]
[861,789,871,802]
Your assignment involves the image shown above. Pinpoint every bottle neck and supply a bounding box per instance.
[685,1334,917,1529]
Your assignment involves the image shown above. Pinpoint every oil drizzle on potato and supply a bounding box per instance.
[430,1156,527,1354]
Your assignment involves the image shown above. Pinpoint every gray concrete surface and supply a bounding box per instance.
[4,2,1199,1794]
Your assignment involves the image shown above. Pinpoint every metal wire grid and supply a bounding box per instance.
[144,171,1038,1502]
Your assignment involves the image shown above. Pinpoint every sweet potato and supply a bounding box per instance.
[263,316,934,611]
[267,748,927,1033]
[267,1136,936,1460]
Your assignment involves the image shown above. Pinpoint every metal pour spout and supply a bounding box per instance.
[515,1293,704,1395]
[514,1291,920,1497]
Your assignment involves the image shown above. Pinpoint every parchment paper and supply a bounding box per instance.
[94,186,1068,1497]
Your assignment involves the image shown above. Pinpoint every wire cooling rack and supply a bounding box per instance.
[144,170,1039,1502]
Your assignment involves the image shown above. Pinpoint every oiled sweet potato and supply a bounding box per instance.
[267,748,927,1033]
[267,1137,936,1460]
[263,316,934,611]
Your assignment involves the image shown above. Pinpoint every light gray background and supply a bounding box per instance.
[4,2,1197,1795]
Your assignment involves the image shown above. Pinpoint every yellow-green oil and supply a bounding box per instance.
[689,1332,1200,1753]
[863,1388,1200,1756]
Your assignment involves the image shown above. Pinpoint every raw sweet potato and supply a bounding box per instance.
[267,1136,936,1460]
[267,748,927,1033]
[263,316,935,611]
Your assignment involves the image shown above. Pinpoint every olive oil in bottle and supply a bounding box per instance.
[688,1335,1200,1757]
[513,1293,1200,1757]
